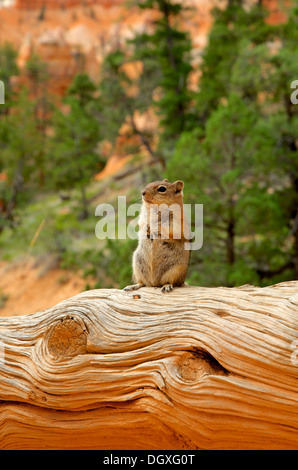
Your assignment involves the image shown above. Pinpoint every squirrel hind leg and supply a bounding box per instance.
[123,283,144,292]
[161,283,173,293]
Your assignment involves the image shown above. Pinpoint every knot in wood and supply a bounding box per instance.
[47,316,87,358]
[177,351,227,382]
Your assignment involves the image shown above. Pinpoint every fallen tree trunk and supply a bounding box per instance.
[0,282,297,450]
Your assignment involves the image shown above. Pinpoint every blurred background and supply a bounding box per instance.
[0,0,297,316]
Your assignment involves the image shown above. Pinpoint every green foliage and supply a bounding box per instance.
[48,73,103,218]
[100,0,195,166]
[132,0,194,142]
[59,236,136,289]
[0,0,297,291]
[67,72,97,108]
[80,238,136,289]
[0,43,19,113]
[196,1,273,122]
[98,50,134,143]
[25,52,49,85]
[0,90,45,231]
[167,0,298,286]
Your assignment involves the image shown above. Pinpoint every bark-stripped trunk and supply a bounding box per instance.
[0,282,297,450]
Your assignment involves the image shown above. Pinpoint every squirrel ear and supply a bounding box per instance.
[174,180,184,192]
[163,178,168,182]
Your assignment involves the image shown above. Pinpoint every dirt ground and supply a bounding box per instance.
[0,257,87,317]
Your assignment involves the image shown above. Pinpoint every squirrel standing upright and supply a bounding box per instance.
[124,179,190,293]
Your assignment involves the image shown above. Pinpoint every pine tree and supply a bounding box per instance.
[98,50,133,144]
[130,0,194,146]
[49,73,102,220]
[0,91,44,232]
[196,0,273,124]
[0,42,19,114]
[167,0,298,286]
[251,2,298,280]
[25,52,52,187]
[98,47,165,167]
[167,94,261,286]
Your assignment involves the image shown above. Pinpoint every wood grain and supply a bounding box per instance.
[0,282,297,449]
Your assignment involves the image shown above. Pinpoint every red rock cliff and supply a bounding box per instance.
[15,0,99,8]
[15,0,127,8]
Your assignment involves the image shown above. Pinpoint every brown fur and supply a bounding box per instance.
[124,179,190,293]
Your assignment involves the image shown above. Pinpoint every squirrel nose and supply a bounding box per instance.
[142,190,146,196]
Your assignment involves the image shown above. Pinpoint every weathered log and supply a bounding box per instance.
[0,282,297,450]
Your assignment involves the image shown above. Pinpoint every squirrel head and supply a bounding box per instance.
[141,179,184,206]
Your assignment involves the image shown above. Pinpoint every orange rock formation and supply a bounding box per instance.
[16,0,95,8]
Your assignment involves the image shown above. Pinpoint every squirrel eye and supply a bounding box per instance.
[157,186,167,193]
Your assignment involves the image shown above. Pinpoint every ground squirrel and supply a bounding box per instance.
[124,179,190,293]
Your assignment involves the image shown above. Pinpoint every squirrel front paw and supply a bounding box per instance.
[161,284,173,293]
[123,283,143,291]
